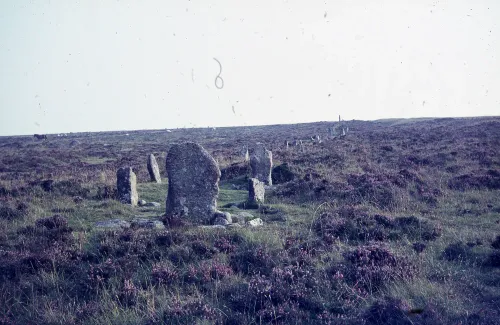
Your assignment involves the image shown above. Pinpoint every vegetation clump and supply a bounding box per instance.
[0,199,28,220]
[448,170,500,191]
[314,208,442,244]
[271,163,296,184]
[338,244,418,292]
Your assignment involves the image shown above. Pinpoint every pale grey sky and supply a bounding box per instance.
[0,0,498,136]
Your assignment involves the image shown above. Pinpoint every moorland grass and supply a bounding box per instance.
[0,117,499,324]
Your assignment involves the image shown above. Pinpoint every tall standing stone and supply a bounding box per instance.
[116,167,138,206]
[147,154,162,183]
[249,143,273,185]
[165,142,221,223]
[248,178,265,207]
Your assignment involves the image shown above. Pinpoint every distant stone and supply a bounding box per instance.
[249,143,273,185]
[138,199,147,206]
[116,167,139,206]
[248,178,265,206]
[147,153,162,183]
[243,146,250,162]
[131,218,165,229]
[144,202,161,207]
[247,218,264,227]
[95,219,131,229]
[165,142,221,223]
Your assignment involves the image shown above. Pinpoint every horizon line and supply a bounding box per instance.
[1,115,499,138]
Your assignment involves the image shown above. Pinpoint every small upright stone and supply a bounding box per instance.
[116,167,138,206]
[249,143,273,185]
[248,178,265,206]
[165,142,221,223]
[147,153,162,183]
[243,147,250,162]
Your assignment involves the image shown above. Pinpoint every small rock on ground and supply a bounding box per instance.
[247,218,264,227]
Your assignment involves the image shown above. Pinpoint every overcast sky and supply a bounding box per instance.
[0,0,498,136]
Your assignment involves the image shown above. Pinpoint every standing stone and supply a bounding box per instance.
[249,143,273,185]
[116,167,138,206]
[243,147,250,162]
[147,153,162,183]
[165,142,221,223]
[248,178,265,206]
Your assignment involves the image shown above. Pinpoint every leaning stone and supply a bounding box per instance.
[116,167,139,206]
[247,218,264,227]
[147,154,162,183]
[243,146,250,162]
[248,178,265,205]
[249,143,273,185]
[95,219,131,229]
[165,142,221,223]
[131,218,165,229]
